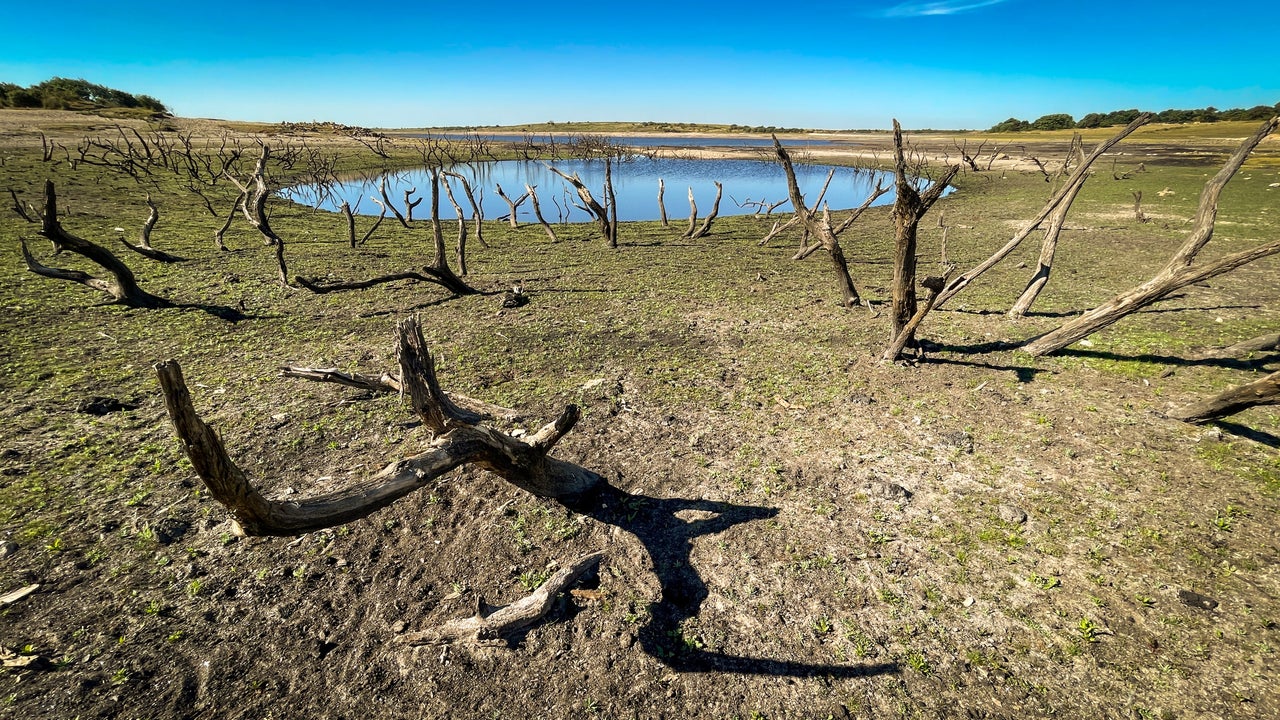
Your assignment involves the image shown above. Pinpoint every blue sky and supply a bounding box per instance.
[1,1,1273,129]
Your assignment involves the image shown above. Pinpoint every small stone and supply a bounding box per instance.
[997,505,1028,524]
[391,620,407,634]
[1177,589,1218,611]
[867,481,912,501]
[0,542,17,559]
[963,597,975,607]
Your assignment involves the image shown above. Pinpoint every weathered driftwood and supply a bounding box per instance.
[1023,116,1280,356]
[22,180,172,308]
[935,114,1152,308]
[402,552,603,645]
[156,318,601,537]
[1167,371,1280,424]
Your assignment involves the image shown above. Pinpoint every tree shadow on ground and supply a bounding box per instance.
[1207,421,1280,449]
[566,483,899,679]
[1053,348,1279,371]
[920,355,1047,384]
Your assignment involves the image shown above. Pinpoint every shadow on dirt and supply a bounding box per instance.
[567,483,900,679]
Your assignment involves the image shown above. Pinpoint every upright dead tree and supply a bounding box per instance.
[1023,116,1280,356]
[526,184,558,242]
[423,170,479,294]
[213,190,243,252]
[934,114,1152,307]
[547,164,615,246]
[682,187,698,237]
[685,182,723,240]
[404,187,423,222]
[440,175,470,275]
[772,137,886,308]
[119,195,184,263]
[378,176,410,228]
[657,178,669,226]
[224,145,291,287]
[20,180,172,308]
[494,183,529,228]
[442,171,487,248]
[604,159,618,245]
[886,120,959,354]
[155,317,602,536]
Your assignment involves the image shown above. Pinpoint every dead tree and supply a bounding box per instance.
[340,200,358,247]
[686,182,723,239]
[935,114,1153,307]
[224,145,291,287]
[1132,190,1149,223]
[1006,166,1086,318]
[657,178,668,226]
[214,191,243,252]
[772,137,884,308]
[546,164,615,245]
[604,159,618,245]
[21,180,172,308]
[1023,116,1280,356]
[1167,371,1280,424]
[887,120,960,350]
[682,187,698,237]
[442,171,487,248]
[155,318,602,537]
[494,183,529,228]
[404,187,423,222]
[882,275,950,362]
[119,195,184,263]
[378,176,410,228]
[440,175,470,275]
[279,364,521,421]
[527,184,558,242]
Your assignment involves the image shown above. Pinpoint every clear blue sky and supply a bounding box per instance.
[2,1,1274,130]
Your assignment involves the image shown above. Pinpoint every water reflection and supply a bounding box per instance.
[283,158,931,224]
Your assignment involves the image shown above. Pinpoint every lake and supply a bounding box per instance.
[283,157,926,224]
[408,132,856,149]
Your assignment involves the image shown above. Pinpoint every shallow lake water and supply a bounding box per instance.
[283,157,937,224]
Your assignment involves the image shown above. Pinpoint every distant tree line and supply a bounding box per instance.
[990,103,1280,132]
[0,77,167,113]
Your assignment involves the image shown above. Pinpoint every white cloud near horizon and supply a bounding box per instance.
[881,0,1009,17]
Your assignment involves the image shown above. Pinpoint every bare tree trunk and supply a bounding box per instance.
[683,187,698,238]
[935,114,1152,307]
[605,159,618,248]
[882,275,949,362]
[888,120,960,349]
[119,195,184,262]
[687,182,723,239]
[527,184,558,242]
[444,171,487,248]
[379,176,410,228]
[404,187,423,222]
[1023,117,1280,356]
[1132,190,1149,223]
[423,170,478,295]
[341,200,357,248]
[22,180,172,308]
[154,318,601,537]
[215,191,242,252]
[225,145,291,287]
[657,178,668,226]
[546,164,613,244]
[440,176,469,276]
[1167,371,1280,424]
[494,183,529,228]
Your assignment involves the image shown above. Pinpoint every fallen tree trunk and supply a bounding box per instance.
[1194,332,1280,360]
[1167,371,1280,424]
[1023,116,1280,357]
[156,317,602,537]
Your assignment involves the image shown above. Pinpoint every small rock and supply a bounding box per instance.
[77,397,136,415]
[391,620,407,634]
[963,597,975,607]
[941,430,974,453]
[0,449,20,459]
[867,481,912,501]
[847,394,875,406]
[0,542,17,559]
[1177,589,1218,611]
[997,505,1028,524]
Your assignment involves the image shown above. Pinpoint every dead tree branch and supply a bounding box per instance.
[1167,371,1280,424]
[494,183,529,228]
[120,195,184,263]
[156,319,601,537]
[527,184,558,242]
[1023,116,1280,356]
[686,182,723,239]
